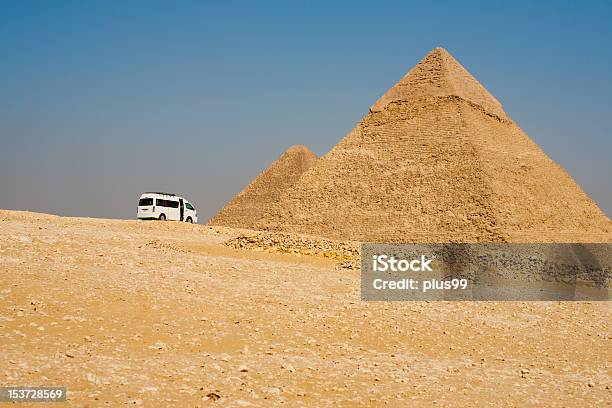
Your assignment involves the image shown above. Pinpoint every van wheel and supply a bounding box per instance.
[159,214,166,221]
[186,217,192,223]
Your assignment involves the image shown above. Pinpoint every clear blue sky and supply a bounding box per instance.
[1,1,611,220]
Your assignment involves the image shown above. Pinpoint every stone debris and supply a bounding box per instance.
[206,392,221,401]
[224,231,359,261]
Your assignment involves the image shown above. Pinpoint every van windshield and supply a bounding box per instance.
[139,198,153,206]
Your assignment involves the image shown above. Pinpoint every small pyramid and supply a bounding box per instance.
[208,145,317,229]
[256,48,612,242]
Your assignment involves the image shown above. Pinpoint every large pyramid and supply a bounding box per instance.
[209,145,317,229]
[255,48,612,243]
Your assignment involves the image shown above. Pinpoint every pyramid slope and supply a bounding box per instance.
[209,145,317,229]
[256,49,612,242]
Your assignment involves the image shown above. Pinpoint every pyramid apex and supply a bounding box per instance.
[370,47,508,119]
[285,144,313,154]
[423,46,452,59]
[430,47,464,65]
[431,46,449,53]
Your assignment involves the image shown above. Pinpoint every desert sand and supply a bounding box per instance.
[1,210,610,407]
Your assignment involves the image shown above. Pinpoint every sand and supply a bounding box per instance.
[1,209,610,406]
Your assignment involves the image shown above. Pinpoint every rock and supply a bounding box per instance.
[283,364,296,373]
[147,341,166,350]
[205,392,221,401]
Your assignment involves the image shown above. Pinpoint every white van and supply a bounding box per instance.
[137,192,198,223]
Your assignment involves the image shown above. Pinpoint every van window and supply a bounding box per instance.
[139,198,153,206]
[185,203,194,210]
[156,199,178,208]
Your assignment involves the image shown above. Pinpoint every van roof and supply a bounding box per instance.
[143,192,175,196]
